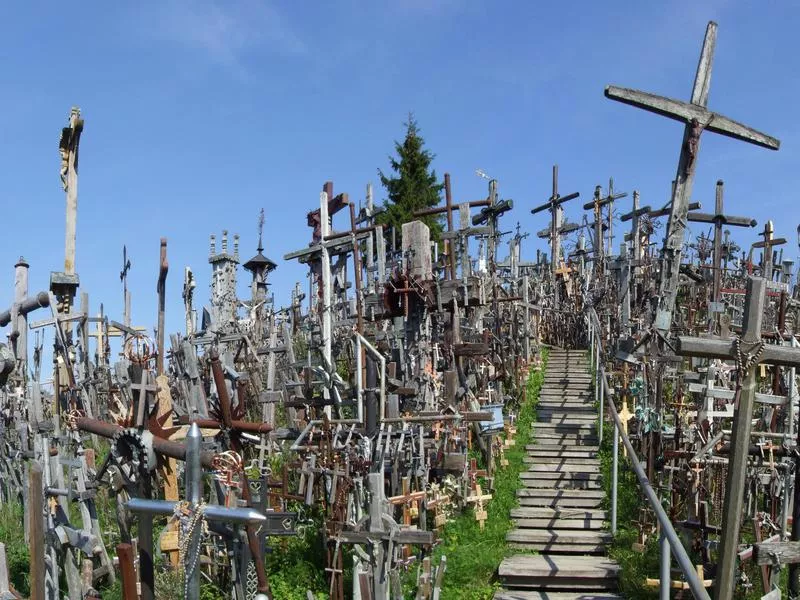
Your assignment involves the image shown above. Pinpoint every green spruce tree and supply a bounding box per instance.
[377,114,444,244]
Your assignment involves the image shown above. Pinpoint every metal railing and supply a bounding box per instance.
[587,308,712,600]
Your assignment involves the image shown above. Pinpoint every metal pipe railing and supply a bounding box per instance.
[587,307,711,600]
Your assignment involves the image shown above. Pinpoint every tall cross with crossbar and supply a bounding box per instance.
[605,21,780,334]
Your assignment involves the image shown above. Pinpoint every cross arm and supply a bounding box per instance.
[649,201,701,219]
[531,192,579,215]
[621,205,652,222]
[752,238,787,249]
[687,212,756,228]
[583,197,614,211]
[676,336,800,368]
[604,86,780,150]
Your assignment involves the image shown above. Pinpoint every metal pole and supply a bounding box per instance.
[185,423,201,600]
[660,530,671,600]
[611,419,618,535]
[598,367,604,444]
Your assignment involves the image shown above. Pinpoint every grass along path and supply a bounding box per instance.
[427,349,548,600]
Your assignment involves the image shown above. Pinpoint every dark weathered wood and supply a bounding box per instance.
[754,542,800,566]
[29,464,45,600]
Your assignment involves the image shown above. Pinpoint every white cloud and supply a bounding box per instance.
[150,0,307,69]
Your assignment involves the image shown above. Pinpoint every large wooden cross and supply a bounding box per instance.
[676,277,800,600]
[531,164,580,280]
[605,21,780,333]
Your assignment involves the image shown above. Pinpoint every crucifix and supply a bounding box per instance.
[606,21,780,333]
[686,180,757,306]
[120,245,132,331]
[752,220,786,283]
[676,276,800,600]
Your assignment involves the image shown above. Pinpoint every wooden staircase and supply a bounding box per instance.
[495,349,621,600]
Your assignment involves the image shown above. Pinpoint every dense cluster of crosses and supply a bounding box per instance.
[0,18,797,600]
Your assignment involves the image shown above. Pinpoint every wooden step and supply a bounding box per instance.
[523,456,600,465]
[521,470,601,481]
[506,529,612,549]
[513,517,606,529]
[527,444,600,451]
[494,591,622,600]
[534,421,596,429]
[526,463,600,473]
[536,417,597,425]
[532,435,599,445]
[511,507,608,520]
[498,555,620,590]
[517,495,604,509]
[521,478,601,490]
[526,449,599,458]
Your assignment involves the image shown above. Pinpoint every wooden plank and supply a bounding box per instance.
[29,464,45,600]
[754,541,800,566]
[498,555,620,579]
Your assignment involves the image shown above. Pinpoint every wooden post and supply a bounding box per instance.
[29,463,45,600]
[117,543,139,600]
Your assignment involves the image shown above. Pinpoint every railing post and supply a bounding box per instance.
[660,530,671,600]
[598,368,604,444]
[611,418,618,535]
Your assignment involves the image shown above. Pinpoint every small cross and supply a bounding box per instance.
[465,483,492,530]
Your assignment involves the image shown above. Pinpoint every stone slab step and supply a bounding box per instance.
[498,555,619,590]
[494,591,622,600]
[511,507,608,520]
[526,463,600,473]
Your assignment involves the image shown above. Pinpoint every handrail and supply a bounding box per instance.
[586,307,711,600]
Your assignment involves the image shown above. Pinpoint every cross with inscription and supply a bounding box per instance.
[606,21,780,333]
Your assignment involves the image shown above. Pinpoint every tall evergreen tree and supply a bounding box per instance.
[377,115,444,244]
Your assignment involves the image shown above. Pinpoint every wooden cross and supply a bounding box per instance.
[531,164,580,309]
[426,485,452,530]
[583,180,626,271]
[465,483,492,530]
[687,180,756,304]
[676,276,800,600]
[752,220,787,283]
[617,400,633,457]
[646,564,713,591]
[606,21,780,333]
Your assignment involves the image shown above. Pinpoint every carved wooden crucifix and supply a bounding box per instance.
[606,21,780,333]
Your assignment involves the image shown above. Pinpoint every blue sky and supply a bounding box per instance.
[1,1,798,345]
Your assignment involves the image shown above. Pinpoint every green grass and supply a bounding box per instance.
[597,429,660,600]
[427,349,548,600]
